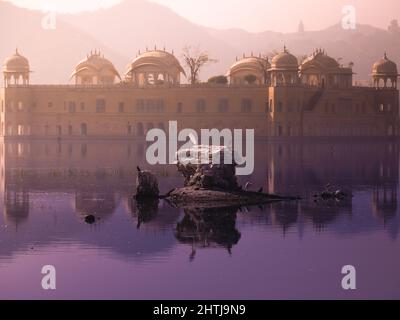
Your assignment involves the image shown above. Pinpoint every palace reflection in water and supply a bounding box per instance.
[0,139,399,299]
[0,139,398,260]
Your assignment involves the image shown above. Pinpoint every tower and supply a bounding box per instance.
[3,49,31,87]
[372,53,398,89]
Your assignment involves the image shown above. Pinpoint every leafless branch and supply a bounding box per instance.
[182,45,218,84]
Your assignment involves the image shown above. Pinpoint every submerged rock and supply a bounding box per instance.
[167,187,299,209]
[84,215,96,224]
[132,198,159,229]
[136,168,159,198]
[134,146,300,208]
[314,187,351,201]
[176,145,239,190]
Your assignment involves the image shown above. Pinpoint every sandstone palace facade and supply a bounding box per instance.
[0,47,399,139]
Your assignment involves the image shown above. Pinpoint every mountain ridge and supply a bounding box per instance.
[1,0,399,83]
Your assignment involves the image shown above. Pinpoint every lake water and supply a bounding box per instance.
[0,139,399,299]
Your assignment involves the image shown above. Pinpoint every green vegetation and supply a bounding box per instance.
[244,74,257,84]
[208,75,228,84]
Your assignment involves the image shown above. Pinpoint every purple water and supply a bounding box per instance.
[0,140,399,299]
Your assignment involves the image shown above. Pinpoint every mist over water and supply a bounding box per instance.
[0,139,399,299]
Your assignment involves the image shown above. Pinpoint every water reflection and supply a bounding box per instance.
[176,207,241,259]
[0,139,399,260]
[132,196,242,259]
[372,186,398,223]
[4,189,29,226]
[131,198,160,229]
[75,192,117,222]
[130,198,180,231]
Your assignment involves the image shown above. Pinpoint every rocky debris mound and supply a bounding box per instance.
[167,187,296,208]
[313,184,352,202]
[136,167,159,198]
[84,214,96,224]
[176,145,240,190]
[134,147,301,208]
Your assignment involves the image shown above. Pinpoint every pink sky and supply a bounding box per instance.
[151,0,400,32]
[4,0,400,32]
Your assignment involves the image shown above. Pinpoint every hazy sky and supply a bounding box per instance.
[4,0,400,32]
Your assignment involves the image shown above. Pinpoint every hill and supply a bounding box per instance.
[1,0,399,83]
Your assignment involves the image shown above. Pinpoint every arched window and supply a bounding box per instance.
[277,125,283,137]
[17,125,24,136]
[81,144,87,157]
[147,123,154,132]
[137,123,144,137]
[81,123,87,136]
[118,102,125,113]
[146,73,155,85]
[241,99,252,113]
[218,99,229,113]
[96,99,106,113]
[388,125,394,136]
[136,99,145,112]
[277,102,283,113]
[196,99,206,113]
[156,74,165,85]
[177,102,183,113]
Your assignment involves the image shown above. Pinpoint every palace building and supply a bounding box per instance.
[0,47,399,139]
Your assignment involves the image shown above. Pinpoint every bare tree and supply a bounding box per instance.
[266,49,280,59]
[297,54,309,64]
[182,45,217,84]
[256,54,271,85]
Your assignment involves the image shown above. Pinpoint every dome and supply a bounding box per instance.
[372,53,398,76]
[270,47,298,70]
[228,55,269,85]
[300,49,340,71]
[70,51,120,81]
[229,56,269,74]
[3,49,30,73]
[125,50,185,76]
